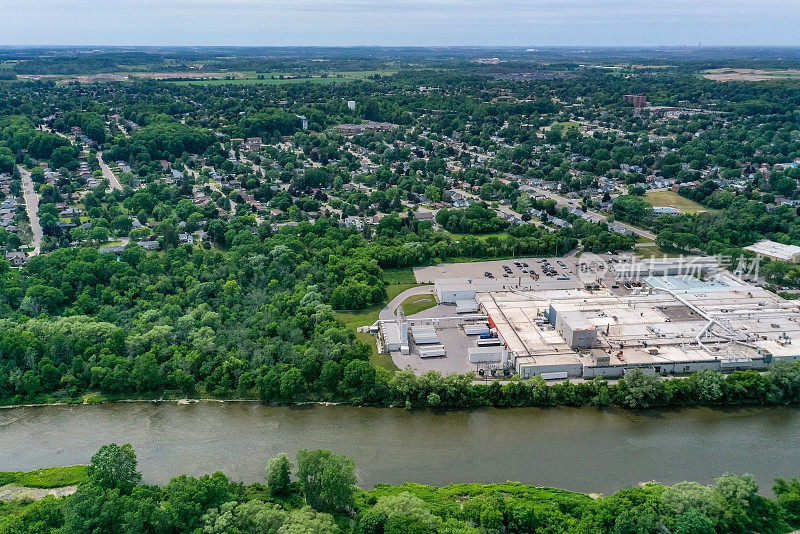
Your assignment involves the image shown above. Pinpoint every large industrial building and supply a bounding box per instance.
[481,274,800,378]
[743,239,800,263]
[371,256,800,380]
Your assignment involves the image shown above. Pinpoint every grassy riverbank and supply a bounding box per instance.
[0,466,88,489]
[1,445,799,534]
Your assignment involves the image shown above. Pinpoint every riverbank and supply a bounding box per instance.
[1,449,798,534]
[0,465,86,502]
[3,359,799,412]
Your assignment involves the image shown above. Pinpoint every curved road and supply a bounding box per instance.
[19,167,42,255]
[378,285,435,322]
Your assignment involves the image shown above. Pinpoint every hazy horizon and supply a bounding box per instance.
[4,0,800,48]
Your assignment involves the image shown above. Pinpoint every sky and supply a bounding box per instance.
[3,0,800,47]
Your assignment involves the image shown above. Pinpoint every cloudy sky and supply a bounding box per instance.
[3,0,799,47]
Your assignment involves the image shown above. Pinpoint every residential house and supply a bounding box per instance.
[4,251,27,267]
[137,240,160,251]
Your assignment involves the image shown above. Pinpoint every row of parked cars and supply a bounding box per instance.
[484,260,536,278]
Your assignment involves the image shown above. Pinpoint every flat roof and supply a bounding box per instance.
[743,239,800,261]
[382,322,401,345]
[480,275,800,367]
[645,275,730,292]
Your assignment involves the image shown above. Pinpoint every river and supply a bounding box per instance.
[1,402,798,494]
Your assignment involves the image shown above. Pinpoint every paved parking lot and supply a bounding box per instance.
[392,324,478,375]
[399,254,642,376]
[415,257,580,284]
[414,254,640,288]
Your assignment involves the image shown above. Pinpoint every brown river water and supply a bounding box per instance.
[1,402,798,494]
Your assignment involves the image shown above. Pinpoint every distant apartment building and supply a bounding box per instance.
[623,94,648,108]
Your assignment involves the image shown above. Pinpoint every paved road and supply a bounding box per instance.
[378,285,435,322]
[531,186,657,240]
[97,152,123,191]
[19,167,42,255]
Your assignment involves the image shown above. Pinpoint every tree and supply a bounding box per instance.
[277,506,338,534]
[296,449,356,513]
[612,195,654,226]
[360,492,441,534]
[674,509,716,534]
[88,443,142,494]
[131,352,162,392]
[202,500,287,534]
[280,367,304,400]
[619,369,667,408]
[773,477,800,526]
[267,453,293,496]
[661,481,721,517]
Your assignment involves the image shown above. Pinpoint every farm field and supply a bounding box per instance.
[14,69,396,85]
[169,69,396,85]
[703,68,800,82]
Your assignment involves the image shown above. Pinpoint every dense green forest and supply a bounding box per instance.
[0,212,798,407]
[2,443,800,533]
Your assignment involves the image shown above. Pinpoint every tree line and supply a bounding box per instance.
[2,442,800,533]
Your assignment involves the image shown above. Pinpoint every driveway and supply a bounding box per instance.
[378,285,435,321]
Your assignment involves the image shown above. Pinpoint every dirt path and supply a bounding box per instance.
[0,484,77,502]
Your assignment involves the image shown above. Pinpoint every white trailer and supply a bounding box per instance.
[468,347,506,363]
[419,345,446,358]
[540,371,569,380]
[464,324,491,336]
[455,299,480,314]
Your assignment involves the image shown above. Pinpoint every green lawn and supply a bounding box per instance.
[398,293,438,316]
[644,190,708,215]
[635,244,684,258]
[381,267,417,284]
[336,282,417,374]
[0,465,89,488]
[356,331,399,373]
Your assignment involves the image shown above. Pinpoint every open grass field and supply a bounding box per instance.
[644,190,707,215]
[335,283,416,330]
[0,466,88,488]
[399,293,438,316]
[635,244,684,258]
[381,267,417,285]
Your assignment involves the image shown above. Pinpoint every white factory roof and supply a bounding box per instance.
[743,239,800,262]
[480,275,800,367]
[435,278,502,292]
